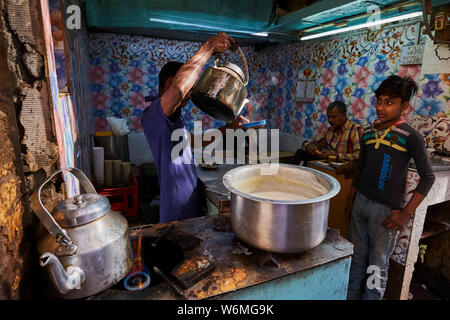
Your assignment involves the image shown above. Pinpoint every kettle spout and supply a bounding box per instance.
[236,98,250,118]
[40,252,86,294]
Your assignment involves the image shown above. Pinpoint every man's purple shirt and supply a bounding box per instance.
[140,96,199,223]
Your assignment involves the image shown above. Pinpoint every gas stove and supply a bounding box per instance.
[89,214,353,300]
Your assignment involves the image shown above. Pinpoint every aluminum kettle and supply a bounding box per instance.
[191,47,249,122]
[31,168,133,299]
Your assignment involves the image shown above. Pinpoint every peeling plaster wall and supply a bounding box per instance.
[0,0,61,299]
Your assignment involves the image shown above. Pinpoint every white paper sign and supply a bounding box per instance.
[305,81,315,101]
[296,81,306,99]
[400,44,425,65]
[296,80,315,102]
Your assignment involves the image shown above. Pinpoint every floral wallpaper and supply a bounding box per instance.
[89,22,448,140]
[89,35,224,132]
[415,73,450,117]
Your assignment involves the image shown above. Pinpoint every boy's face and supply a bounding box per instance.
[375,95,409,127]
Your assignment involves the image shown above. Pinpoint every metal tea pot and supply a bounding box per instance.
[31,168,133,299]
[191,47,249,122]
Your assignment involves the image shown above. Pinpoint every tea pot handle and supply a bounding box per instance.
[30,168,96,255]
[236,47,249,86]
[213,47,249,85]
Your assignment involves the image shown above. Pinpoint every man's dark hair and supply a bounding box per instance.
[327,101,347,114]
[158,61,184,91]
[375,75,417,103]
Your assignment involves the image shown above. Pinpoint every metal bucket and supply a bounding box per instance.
[94,135,129,162]
[222,164,340,253]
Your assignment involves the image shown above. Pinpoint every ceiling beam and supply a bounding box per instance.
[269,0,358,31]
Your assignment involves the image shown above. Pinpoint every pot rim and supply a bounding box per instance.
[222,163,341,205]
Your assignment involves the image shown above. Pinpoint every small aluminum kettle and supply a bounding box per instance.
[31,168,132,299]
[191,47,249,122]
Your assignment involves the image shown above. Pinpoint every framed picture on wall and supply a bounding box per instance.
[296,79,315,102]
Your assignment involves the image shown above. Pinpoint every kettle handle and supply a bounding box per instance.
[30,168,96,255]
[213,47,249,86]
[236,47,249,86]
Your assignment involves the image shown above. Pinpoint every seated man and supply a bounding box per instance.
[295,101,362,166]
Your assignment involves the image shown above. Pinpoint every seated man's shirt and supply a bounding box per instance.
[310,120,363,161]
[141,97,199,223]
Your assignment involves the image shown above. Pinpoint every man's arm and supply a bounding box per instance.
[189,125,228,148]
[305,131,327,156]
[189,115,250,148]
[161,32,235,117]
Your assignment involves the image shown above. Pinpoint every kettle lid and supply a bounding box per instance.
[221,62,245,83]
[53,194,111,227]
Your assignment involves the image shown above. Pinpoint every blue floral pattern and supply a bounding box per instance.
[89,23,447,139]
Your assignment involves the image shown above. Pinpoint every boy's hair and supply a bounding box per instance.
[158,61,184,91]
[375,75,418,103]
[327,101,347,114]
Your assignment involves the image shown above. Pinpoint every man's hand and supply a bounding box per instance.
[305,143,320,156]
[316,150,336,160]
[381,209,412,230]
[205,32,236,54]
[227,115,250,129]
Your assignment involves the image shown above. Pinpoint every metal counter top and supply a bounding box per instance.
[91,213,353,300]
[195,163,241,196]
[195,164,242,213]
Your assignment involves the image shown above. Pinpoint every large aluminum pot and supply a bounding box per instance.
[31,168,133,299]
[191,47,249,122]
[222,164,340,253]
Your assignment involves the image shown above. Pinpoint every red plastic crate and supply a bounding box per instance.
[97,173,139,217]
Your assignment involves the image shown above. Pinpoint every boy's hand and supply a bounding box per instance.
[381,209,411,230]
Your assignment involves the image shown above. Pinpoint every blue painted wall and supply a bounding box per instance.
[213,256,351,300]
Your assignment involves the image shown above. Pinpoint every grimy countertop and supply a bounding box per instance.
[91,213,353,300]
[195,163,241,197]
[195,164,241,213]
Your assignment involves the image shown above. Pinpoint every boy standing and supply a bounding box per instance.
[345,75,435,300]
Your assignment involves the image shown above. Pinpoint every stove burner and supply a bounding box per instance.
[232,238,283,268]
[123,267,151,291]
[258,252,281,268]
